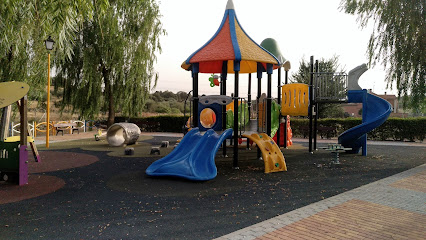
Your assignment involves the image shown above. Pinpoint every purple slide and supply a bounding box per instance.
[338,90,392,156]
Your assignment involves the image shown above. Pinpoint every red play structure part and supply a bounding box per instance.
[273,116,293,147]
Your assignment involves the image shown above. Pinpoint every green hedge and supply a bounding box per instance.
[290,117,425,142]
[116,116,425,142]
[115,115,187,133]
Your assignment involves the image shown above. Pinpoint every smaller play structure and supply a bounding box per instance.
[287,57,391,156]
[0,81,39,185]
[107,123,141,147]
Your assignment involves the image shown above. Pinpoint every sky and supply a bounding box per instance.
[153,0,395,98]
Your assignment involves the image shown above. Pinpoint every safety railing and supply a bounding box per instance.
[9,120,96,137]
[314,72,348,103]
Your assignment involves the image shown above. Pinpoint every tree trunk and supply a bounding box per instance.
[107,87,115,128]
[102,67,115,128]
[2,46,13,82]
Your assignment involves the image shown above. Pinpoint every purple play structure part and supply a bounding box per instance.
[338,90,392,156]
[146,128,233,181]
[19,145,29,185]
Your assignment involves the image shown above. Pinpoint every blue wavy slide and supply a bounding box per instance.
[338,90,392,156]
[146,128,233,181]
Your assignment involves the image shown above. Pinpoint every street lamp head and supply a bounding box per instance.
[44,36,55,51]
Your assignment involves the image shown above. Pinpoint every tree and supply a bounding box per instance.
[0,0,109,122]
[0,0,106,98]
[55,0,166,127]
[340,0,425,112]
[291,56,345,118]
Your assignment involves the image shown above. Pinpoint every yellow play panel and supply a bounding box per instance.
[243,133,287,173]
[4,136,34,143]
[0,81,30,108]
[281,83,309,116]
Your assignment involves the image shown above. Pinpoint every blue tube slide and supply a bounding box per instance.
[146,128,233,181]
[338,90,392,156]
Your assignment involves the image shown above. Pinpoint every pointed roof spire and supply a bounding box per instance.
[182,0,280,73]
[226,0,234,10]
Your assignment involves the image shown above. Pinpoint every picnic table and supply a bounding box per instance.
[53,123,80,136]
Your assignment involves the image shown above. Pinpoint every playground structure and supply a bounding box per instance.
[179,0,288,171]
[0,81,39,185]
[146,0,392,180]
[148,0,294,179]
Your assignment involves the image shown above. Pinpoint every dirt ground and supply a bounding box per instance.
[0,135,425,239]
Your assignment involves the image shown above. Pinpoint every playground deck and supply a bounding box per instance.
[0,132,425,239]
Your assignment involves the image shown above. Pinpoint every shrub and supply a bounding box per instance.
[290,117,425,142]
[115,116,425,141]
[115,115,187,133]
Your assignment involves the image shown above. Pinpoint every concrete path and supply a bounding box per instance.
[216,163,426,240]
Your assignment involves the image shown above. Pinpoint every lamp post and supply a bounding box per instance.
[44,36,54,148]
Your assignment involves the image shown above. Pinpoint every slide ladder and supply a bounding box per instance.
[242,133,287,173]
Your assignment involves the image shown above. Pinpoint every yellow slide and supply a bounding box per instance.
[242,133,287,173]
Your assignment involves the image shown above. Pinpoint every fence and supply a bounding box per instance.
[314,72,348,103]
[9,120,99,137]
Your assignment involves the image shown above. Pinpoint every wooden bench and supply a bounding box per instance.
[53,123,79,136]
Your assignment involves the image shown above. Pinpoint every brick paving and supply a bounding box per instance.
[216,164,426,240]
[391,171,426,193]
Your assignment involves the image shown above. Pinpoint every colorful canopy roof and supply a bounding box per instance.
[181,0,280,74]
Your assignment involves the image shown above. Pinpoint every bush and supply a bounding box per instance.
[115,115,187,133]
[290,117,425,142]
[116,115,425,141]
[154,102,171,113]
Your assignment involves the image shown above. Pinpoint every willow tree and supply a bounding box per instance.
[0,0,105,102]
[340,0,425,113]
[0,1,99,129]
[55,0,165,126]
